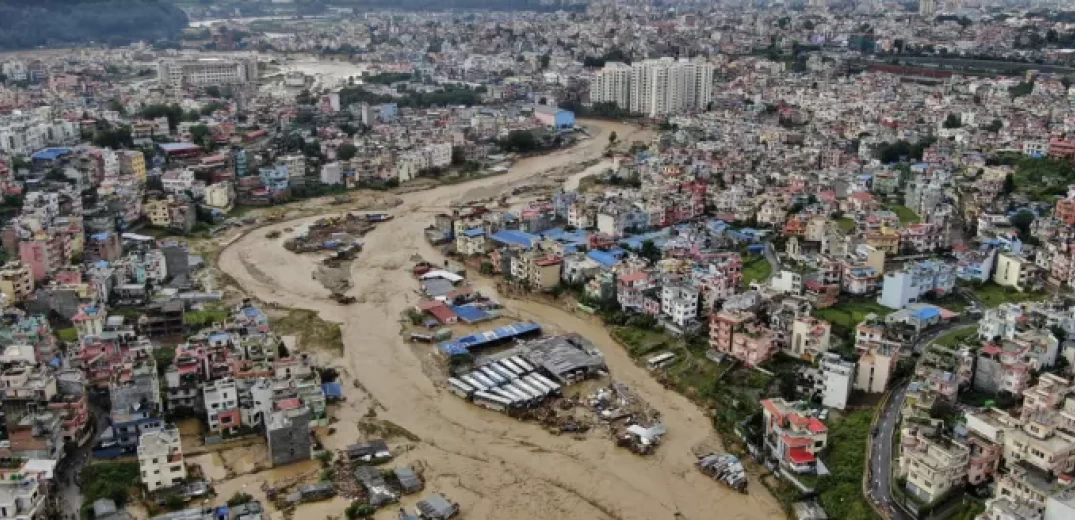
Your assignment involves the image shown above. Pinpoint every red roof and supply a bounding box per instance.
[788,413,810,427]
[620,271,649,283]
[427,305,457,323]
[788,447,816,464]
[807,418,827,434]
[761,399,783,419]
[276,398,302,411]
[851,192,874,200]
[782,434,813,448]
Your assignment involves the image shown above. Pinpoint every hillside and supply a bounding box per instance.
[0,0,188,50]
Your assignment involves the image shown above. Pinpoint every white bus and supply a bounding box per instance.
[448,378,475,398]
[473,391,512,412]
[460,374,487,392]
[524,374,555,395]
[489,364,517,382]
[499,358,526,376]
[471,373,497,389]
[646,352,677,370]
[530,373,562,394]
[479,366,506,385]
[511,356,535,372]
[513,379,546,399]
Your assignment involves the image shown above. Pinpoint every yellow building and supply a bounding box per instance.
[865,226,900,254]
[122,150,146,180]
[994,252,1042,292]
[144,199,171,227]
[0,261,34,302]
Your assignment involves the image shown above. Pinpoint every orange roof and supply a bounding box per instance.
[788,413,810,427]
[782,434,813,448]
[761,399,783,419]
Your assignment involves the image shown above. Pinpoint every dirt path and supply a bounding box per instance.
[217,119,785,520]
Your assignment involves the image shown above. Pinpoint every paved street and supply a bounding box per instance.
[869,381,911,520]
[866,319,978,518]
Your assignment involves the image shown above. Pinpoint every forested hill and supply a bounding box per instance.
[0,0,188,50]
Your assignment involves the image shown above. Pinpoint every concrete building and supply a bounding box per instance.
[628,58,715,117]
[589,62,632,109]
[0,261,33,303]
[760,398,829,474]
[995,252,1043,292]
[138,426,187,492]
[157,57,258,87]
[877,260,955,310]
[818,353,855,410]
[855,341,900,394]
[266,405,312,467]
[900,433,969,504]
[1046,489,1075,520]
[789,317,832,362]
[660,281,699,327]
[203,378,240,434]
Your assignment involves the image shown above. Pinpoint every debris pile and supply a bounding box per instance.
[283,212,385,253]
[696,453,748,493]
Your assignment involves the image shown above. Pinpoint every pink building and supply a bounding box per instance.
[761,398,829,474]
[48,394,91,445]
[18,240,52,281]
[710,310,777,366]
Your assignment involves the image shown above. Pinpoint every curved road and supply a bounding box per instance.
[866,319,977,519]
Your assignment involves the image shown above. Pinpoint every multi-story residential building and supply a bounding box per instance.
[589,62,632,109]
[899,432,969,504]
[204,378,240,434]
[877,260,956,310]
[266,403,312,467]
[108,355,162,453]
[660,281,699,327]
[965,409,1013,486]
[818,353,854,410]
[0,459,47,520]
[760,398,829,474]
[138,426,187,493]
[788,317,832,362]
[855,338,900,394]
[0,261,33,303]
[995,252,1044,292]
[710,310,776,366]
[628,57,714,117]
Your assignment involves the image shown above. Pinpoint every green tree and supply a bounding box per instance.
[639,240,661,263]
[205,86,221,98]
[337,143,357,161]
[608,131,618,145]
[943,113,962,129]
[1002,173,1015,195]
[1010,210,1036,241]
[163,495,186,510]
[539,53,550,70]
[304,139,322,158]
[986,118,1003,133]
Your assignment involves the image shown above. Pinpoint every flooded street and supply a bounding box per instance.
[217,119,784,520]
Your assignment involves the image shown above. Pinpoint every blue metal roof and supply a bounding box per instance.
[462,228,485,238]
[158,142,201,152]
[913,306,941,321]
[490,229,537,249]
[437,321,541,356]
[587,249,624,268]
[451,305,490,323]
[31,148,71,161]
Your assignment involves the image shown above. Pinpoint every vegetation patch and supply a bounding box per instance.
[270,308,344,353]
[80,461,142,516]
[741,254,772,289]
[814,409,881,520]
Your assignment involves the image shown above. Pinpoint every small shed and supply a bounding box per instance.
[354,466,398,507]
[416,493,459,519]
[298,481,335,501]
[395,466,423,494]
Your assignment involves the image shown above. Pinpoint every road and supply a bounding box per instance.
[763,242,781,281]
[866,319,978,518]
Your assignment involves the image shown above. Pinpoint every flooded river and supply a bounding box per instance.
[217,119,785,520]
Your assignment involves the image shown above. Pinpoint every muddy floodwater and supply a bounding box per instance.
[217,119,786,520]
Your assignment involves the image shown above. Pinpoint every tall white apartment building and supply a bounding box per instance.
[919,0,937,17]
[629,57,714,117]
[157,57,258,88]
[138,426,187,492]
[589,62,632,108]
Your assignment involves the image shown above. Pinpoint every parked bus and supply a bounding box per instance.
[470,372,497,389]
[460,375,487,392]
[514,379,546,399]
[479,366,506,385]
[448,378,475,398]
[511,356,535,372]
[489,364,517,382]
[499,358,526,376]
[646,352,677,370]
[524,374,556,395]
[530,373,562,394]
[473,391,512,412]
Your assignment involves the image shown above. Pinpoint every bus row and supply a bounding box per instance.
[448,372,563,412]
